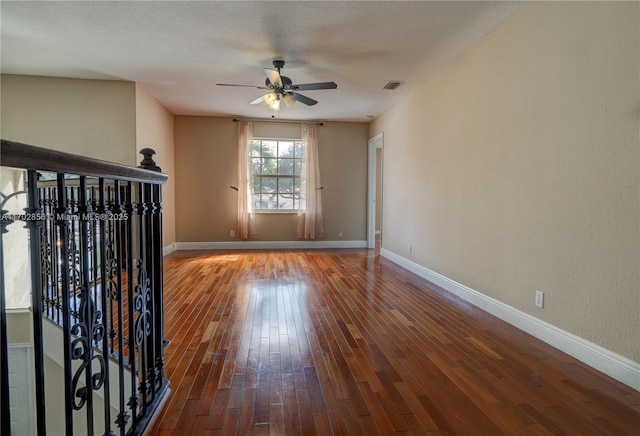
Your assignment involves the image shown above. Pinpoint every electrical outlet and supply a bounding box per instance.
[338,231,343,237]
[229,230,235,238]
[535,290,544,308]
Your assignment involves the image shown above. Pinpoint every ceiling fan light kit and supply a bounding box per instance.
[263,92,281,111]
[217,60,337,111]
[283,94,296,108]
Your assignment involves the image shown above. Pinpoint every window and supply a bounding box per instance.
[250,139,304,211]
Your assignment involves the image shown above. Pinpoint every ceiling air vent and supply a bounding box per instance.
[383,81,404,90]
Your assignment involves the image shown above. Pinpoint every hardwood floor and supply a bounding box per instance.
[149,248,640,435]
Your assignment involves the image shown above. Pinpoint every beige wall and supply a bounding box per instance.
[370,2,639,361]
[174,116,368,242]
[1,75,136,165]
[0,76,177,247]
[6,310,31,343]
[135,84,176,247]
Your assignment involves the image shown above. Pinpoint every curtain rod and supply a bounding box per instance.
[232,118,324,126]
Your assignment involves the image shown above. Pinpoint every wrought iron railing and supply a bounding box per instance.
[1,140,169,435]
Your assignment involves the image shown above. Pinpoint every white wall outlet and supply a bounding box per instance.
[338,231,343,237]
[229,230,235,238]
[535,290,544,308]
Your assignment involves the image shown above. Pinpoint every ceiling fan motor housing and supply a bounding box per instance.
[266,75,293,93]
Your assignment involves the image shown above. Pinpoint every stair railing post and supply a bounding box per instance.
[24,170,47,435]
[137,149,166,400]
[0,209,14,436]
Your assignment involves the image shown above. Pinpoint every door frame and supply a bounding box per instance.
[367,132,383,249]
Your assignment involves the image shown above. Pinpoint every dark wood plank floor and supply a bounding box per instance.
[148,248,640,435]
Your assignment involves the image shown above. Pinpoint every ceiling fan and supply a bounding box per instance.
[217,60,337,111]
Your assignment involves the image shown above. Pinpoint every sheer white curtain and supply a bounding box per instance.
[297,124,324,239]
[237,121,257,239]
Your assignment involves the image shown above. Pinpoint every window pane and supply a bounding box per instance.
[278,158,294,175]
[278,197,294,210]
[262,158,276,175]
[294,159,302,175]
[250,140,262,157]
[262,193,277,209]
[278,141,295,157]
[253,194,261,209]
[293,179,300,210]
[253,177,261,193]
[262,177,277,193]
[263,140,277,157]
[294,142,303,158]
[251,157,261,174]
[279,177,293,193]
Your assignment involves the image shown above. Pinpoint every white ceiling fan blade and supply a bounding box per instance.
[217,83,268,89]
[264,68,282,88]
[249,94,269,105]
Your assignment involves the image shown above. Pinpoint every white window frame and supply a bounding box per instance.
[250,137,305,213]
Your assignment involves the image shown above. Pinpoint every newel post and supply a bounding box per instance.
[138,148,162,172]
[137,147,168,404]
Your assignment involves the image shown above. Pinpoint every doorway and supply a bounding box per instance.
[367,133,383,249]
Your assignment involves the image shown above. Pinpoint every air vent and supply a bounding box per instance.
[383,81,404,90]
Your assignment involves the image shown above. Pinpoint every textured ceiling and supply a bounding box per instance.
[1,1,523,122]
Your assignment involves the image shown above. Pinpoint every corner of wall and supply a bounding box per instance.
[134,85,176,247]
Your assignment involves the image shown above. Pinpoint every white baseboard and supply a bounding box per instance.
[380,248,640,392]
[163,243,176,257]
[174,240,367,250]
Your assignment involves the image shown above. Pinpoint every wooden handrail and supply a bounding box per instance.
[1,139,168,184]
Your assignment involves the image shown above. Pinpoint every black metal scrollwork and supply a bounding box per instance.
[39,228,55,317]
[70,287,107,410]
[134,259,152,346]
[104,214,119,352]
[68,229,81,290]
[40,229,52,279]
